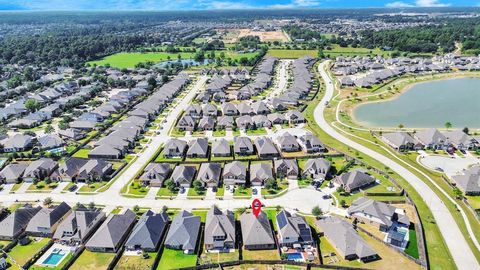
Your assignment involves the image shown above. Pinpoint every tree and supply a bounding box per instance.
[133,205,140,213]
[43,197,53,206]
[463,127,469,135]
[164,179,176,192]
[445,122,452,130]
[398,124,404,129]
[89,201,96,209]
[193,180,204,192]
[317,48,325,59]
[312,206,323,217]
[264,178,278,190]
[25,99,40,112]
[336,186,345,194]
[339,199,347,208]
[453,187,463,199]
[44,124,54,134]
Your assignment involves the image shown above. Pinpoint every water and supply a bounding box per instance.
[42,252,65,266]
[286,252,304,261]
[154,58,213,68]
[353,77,480,128]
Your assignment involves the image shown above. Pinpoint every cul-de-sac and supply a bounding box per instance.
[0,4,479,270]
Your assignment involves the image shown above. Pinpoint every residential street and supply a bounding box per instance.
[316,61,480,270]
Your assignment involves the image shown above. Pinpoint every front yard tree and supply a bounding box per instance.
[445,121,452,130]
[312,206,323,217]
[44,124,54,134]
[463,127,469,134]
[25,99,40,112]
[43,197,52,206]
[265,178,278,190]
[193,180,203,192]
[165,179,176,192]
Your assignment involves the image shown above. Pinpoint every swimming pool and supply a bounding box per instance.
[287,252,304,261]
[42,250,67,266]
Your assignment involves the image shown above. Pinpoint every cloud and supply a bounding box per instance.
[386,0,450,8]
[203,1,255,9]
[270,0,321,8]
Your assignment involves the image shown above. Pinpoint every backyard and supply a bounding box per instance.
[156,248,197,270]
[115,252,157,270]
[8,237,50,267]
[69,250,115,270]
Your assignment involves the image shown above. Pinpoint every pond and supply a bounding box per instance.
[353,77,480,128]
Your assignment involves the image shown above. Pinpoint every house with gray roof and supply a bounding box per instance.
[204,206,235,251]
[302,158,331,180]
[335,170,376,193]
[348,197,410,232]
[381,132,421,151]
[452,166,480,195]
[276,210,313,247]
[316,216,378,262]
[202,104,218,117]
[276,132,300,152]
[254,137,279,158]
[197,163,222,188]
[240,211,275,250]
[0,163,28,184]
[186,138,209,158]
[299,133,326,153]
[217,116,235,129]
[0,206,42,240]
[125,210,169,252]
[2,134,34,152]
[37,134,65,150]
[413,128,447,150]
[250,163,274,186]
[221,103,238,116]
[236,115,253,130]
[53,207,106,245]
[177,115,196,131]
[86,209,136,253]
[164,139,187,158]
[88,144,122,159]
[444,130,479,150]
[56,158,112,182]
[285,110,305,124]
[274,159,298,180]
[198,116,216,131]
[164,210,201,254]
[139,163,171,187]
[58,128,86,141]
[23,158,58,182]
[185,104,202,118]
[223,161,247,186]
[26,202,72,237]
[234,137,254,156]
[252,115,271,128]
[212,139,231,157]
[171,165,196,187]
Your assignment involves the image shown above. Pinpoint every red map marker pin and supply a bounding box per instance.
[252,198,262,218]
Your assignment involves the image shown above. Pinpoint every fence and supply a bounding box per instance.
[22,239,54,269]
[177,260,370,270]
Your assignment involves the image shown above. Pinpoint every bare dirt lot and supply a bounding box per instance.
[220,28,290,43]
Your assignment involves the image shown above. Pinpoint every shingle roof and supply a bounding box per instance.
[86,209,136,250]
[125,210,169,250]
[240,211,275,247]
[164,210,200,251]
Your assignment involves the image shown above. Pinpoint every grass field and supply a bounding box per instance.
[405,226,420,259]
[71,148,90,158]
[115,252,157,270]
[242,248,280,260]
[8,237,50,266]
[88,51,259,69]
[157,248,197,270]
[267,46,390,59]
[70,250,115,270]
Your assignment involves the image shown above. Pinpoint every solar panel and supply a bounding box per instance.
[277,212,288,229]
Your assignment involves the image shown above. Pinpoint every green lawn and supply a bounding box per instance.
[191,210,208,222]
[200,250,238,264]
[71,148,90,158]
[78,181,108,193]
[70,250,115,270]
[242,249,280,260]
[8,237,50,266]
[233,186,252,197]
[405,226,420,259]
[267,46,390,59]
[187,188,206,197]
[154,150,183,163]
[88,52,195,68]
[27,181,57,191]
[157,248,197,270]
[267,49,317,58]
[261,180,288,196]
[246,128,267,136]
[466,195,480,209]
[115,252,157,270]
[156,187,179,198]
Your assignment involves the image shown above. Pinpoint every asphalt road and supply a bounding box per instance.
[316,61,479,270]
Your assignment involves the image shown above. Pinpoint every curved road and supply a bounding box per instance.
[316,61,479,270]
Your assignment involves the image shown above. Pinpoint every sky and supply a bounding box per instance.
[0,0,476,11]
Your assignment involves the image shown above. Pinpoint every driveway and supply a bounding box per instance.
[418,152,480,177]
[52,182,69,194]
[317,61,479,270]
[0,184,14,194]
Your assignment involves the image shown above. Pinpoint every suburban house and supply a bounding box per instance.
[302,158,332,180]
[413,128,447,150]
[26,202,72,237]
[274,159,299,180]
[0,163,28,184]
[254,137,280,158]
[335,170,376,193]
[125,210,169,252]
[198,116,216,131]
[186,138,209,158]
[86,209,136,253]
[164,210,201,254]
[177,115,196,131]
[285,110,305,124]
[0,205,42,240]
[217,116,235,129]
[204,206,236,252]
[222,161,247,186]
[212,139,231,157]
[316,216,378,262]
[452,166,480,195]
[250,163,274,186]
[2,134,34,152]
[52,206,106,245]
[276,133,301,152]
[171,165,197,188]
[164,139,187,158]
[276,210,313,247]
[348,197,410,232]
[299,133,326,153]
[381,132,421,151]
[444,130,479,150]
[240,211,275,250]
[23,158,58,182]
[196,163,222,188]
[234,137,255,156]
[138,163,172,187]
[37,134,65,150]
[56,158,112,182]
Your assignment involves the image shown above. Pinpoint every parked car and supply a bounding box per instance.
[69,184,78,192]
[179,187,185,194]
[252,188,258,195]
